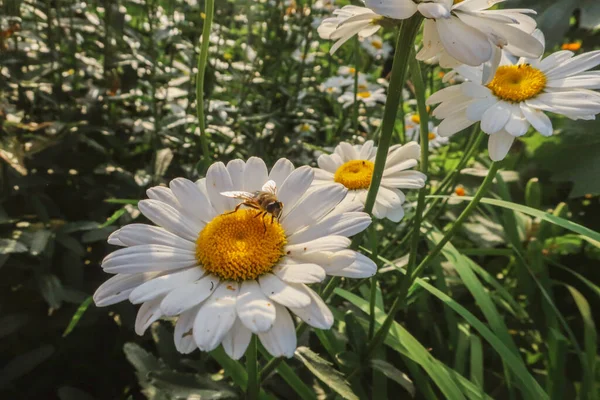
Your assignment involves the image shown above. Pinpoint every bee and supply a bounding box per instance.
[220,180,283,231]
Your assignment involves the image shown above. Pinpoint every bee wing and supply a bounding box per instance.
[220,190,255,200]
[261,180,277,194]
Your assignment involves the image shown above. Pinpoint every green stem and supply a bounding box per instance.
[196,0,215,173]
[352,35,360,135]
[246,335,259,400]
[355,161,501,373]
[405,54,429,284]
[367,226,379,340]
[363,16,422,215]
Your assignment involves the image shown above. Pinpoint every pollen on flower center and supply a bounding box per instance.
[358,91,371,99]
[334,159,374,190]
[372,40,383,50]
[196,209,287,281]
[486,64,547,103]
[411,115,421,124]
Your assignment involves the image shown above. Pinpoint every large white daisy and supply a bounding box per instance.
[94,157,375,359]
[363,0,542,80]
[427,32,600,161]
[313,141,426,222]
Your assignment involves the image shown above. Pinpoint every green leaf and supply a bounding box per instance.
[98,208,127,229]
[370,359,415,397]
[0,345,55,389]
[427,196,600,242]
[565,285,597,400]
[295,346,358,400]
[62,296,93,337]
[37,274,64,309]
[104,198,140,205]
[469,335,484,393]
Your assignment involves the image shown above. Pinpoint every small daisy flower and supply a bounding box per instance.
[338,85,386,108]
[364,0,542,80]
[361,34,393,59]
[427,31,600,161]
[295,122,316,134]
[292,48,316,63]
[405,114,449,150]
[320,76,354,95]
[318,5,384,54]
[94,158,375,359]
[313,141,426,221]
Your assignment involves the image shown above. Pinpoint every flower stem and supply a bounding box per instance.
[405,54,429,285]
[352,35,360,135]
[246,335,259,400]
[360,161,501,364]
[196,0,215,173]
[363,16,422,215]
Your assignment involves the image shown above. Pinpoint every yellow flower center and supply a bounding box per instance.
[410,115,421,124]
[372,40,383,50]
[486,64,547,103]
[428,132,436,141]
[300,124,311,132]
[348,67,356,75]
[334,160,374,190]
[453,0,464,4]
[358,91,371,99]
[195,209,287,281]
[358,83,368,90]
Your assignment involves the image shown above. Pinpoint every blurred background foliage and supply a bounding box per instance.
[1,0,600,399]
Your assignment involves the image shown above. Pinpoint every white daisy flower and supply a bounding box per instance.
[405,114,449,150]
[94,158,375,359]
[427,31,600,161]
[338,85,386,108]
[318,5,384,54]
[361,34,393,59]
[313,141,426,221]
[320,76,354,95]
[295,122,316,134]
[364,0,542,80]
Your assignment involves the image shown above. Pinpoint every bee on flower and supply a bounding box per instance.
[94,158,375,359]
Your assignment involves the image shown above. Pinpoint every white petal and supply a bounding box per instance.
[289,286,333,330]
[336,142,360,161]
[129,267,204,304]
[461,81,492,98]
[244,157,269,192]
[269,159,295,187]
[170,178,216,224]
[504,104,530,137]
[258,303,296,358]
[385,205,405,222]
[488,130,516,161]
[435,16,492,66]
[437,112,475,137]
[294,250,356,273]
[236,280,276,333]
[138,199,199,242]
[278,166,314,218]
[147,186,180,209]
[288,212,371,244]
[426,85,463,105]
[465,97,497,121]
[258,273,311,308]
[431,95,473,119]
[417,2,451,19]
[359,140,376,159]
[285,236,351,256]
[110,224,195,251]
[282,184,347,234]
[520,104,553,136]
[226,159,246,189]
[545,50,600,80]
[94,272,159,307]
[101,244,197,273]
[222,319,252,360]
[364,0,418,19]
[273,262,326,284]
[206,162,237,214]
[135,296,164,335]
[160,275,220,316]
[417,19,443,61]
[381,171,427,189]
[313,168,335,183]
[328,252,377,278]
[385,142,420,167]
[480,101,511,134]
[193,282,239,352]
[317,153,344,173]
[174,306,199,354]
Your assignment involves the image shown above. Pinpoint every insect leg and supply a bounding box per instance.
[224,203,243,215]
